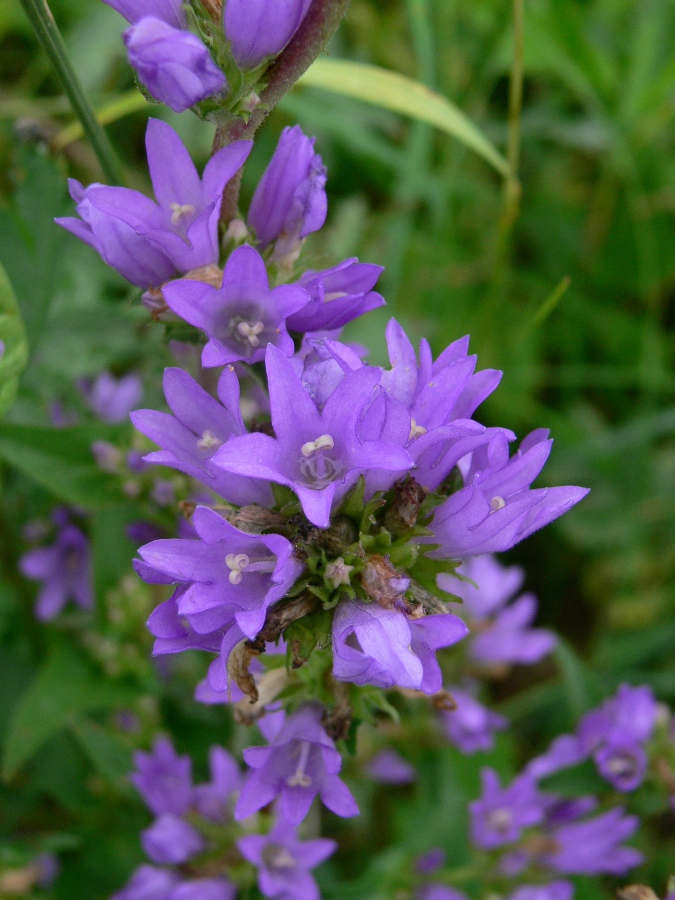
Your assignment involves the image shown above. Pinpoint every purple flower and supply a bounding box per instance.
[508,884,574,900]
[137,505,303,640]
[111,864,181,900]
[473,594,556,665]
[525,734,588,781]
[417,889,469,900]
[83,371,142,422]
[235,703,358,824]
[170,882,236,900]
[56,119,251,289]
[20,517,93,621]
[366,749,417,785]
[212,345,412,527]
[162,245,308,367]
[141,813,205,865]
[426,431,588,557]
[130,737,193,817]
[193,746,241,822]
[286,259,386,333]
[124,18,226,112]
[594,740,647,793]
[332,601,468,693]
[445,554,525,617]
[131,366,273,507]
[540,808,643,875]
[103,0,186,29]
[237,817,336,900]
[440,687,509,754]
[224,0,313,69]
[248,126,327,260]
[469,769,546,849]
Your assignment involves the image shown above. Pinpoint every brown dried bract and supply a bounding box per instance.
[432,690,457,712]
[361,554,408,609]
[249,592,319,646]
[227,641,261,703]
[322,682,352,741]
[384,476,428,534]
[221,504,287,535]
[182,264,224,287]
[616,887,660,900]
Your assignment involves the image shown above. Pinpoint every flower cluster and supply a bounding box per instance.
[103,0,313,113]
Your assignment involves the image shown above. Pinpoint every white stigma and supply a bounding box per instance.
[286,741,313,788]
[409,418,427,440]
[322,290,348,303]
[301,434,335,457]
[490,496,506,512]
[169,202,195,226]
[197,430,222,451]
[488,808,512,833]
[236,320,265,347]
[225,553,250,585]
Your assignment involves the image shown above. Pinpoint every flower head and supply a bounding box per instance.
[470,769,546,849]
[441,687,509,753]
[141,813,205,865]
[130,736,194,817]
[540,808,643,875]
[83,371,142,423]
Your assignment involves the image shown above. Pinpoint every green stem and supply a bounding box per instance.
[18,0,126,185]
[213,0,352,222]
[501,0,525,230]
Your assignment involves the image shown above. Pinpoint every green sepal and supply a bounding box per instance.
[409,550,463,602]
[271,482,300,514]
[388,540,419,569]
[339,475,366,523]
[283,608,333,670]
[351,685,400,725]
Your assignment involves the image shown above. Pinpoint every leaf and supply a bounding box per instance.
[70,718,133,791]
[0,262,28,419]
[0,422,128,509]
[3,643,137,779]
[298,59,510,177]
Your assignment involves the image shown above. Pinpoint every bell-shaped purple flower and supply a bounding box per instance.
[20,517,93,621]
[82,371,142,423]
[124,18,226,113]
[111,864,181,900]
[141,813,205,865]
[366,749,417,785]
[104,0,186,29]
[540,808,643,875]
[469,769,547,849]
[131,366,272,507]
[286,259,385,334]
[235,703,358,824]
[508,884,574,900]
[426,431,588,557]
[248,126,327,260]
[224,0,313,69]
[163,245,309,367]
[441,687,509,754]
[130,736,194,817]
[56,119,251,289]
[137,505,303,640]
[212,345,412,527]
[445,554,524,617]
[332,601,468,693]
[193,746,241,822]
[237,816,336,900]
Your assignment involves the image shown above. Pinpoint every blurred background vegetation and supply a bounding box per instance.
[2,0,675,895]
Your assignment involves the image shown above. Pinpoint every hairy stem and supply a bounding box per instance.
[19,0,126,185]
[213,0,351,222]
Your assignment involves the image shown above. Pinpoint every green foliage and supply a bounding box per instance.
[0,262,28,419]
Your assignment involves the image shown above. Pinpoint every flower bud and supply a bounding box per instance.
[224,0,313,70]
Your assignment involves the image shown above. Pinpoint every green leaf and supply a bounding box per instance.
[0,262,28,419]
[3,643,137,778]
[70,718,133,791]
[0,423,128,509]
[298,59,510,177]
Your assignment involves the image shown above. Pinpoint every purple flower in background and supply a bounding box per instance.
[238,817,335,900]
[111,864,181,900]
[508,884,574,900]
[163,245,308,366]
[213,345,412,527]
[441,687,509,753]
[224,0,313,69]
[286,259,386,333]
[83,371,142,422]
[541,808,643,875]
[446,554,525,617]
[427,431,588,557]
[130,736,193,817]
[332,601,467,693]
[235,703,358,824]
[20,515,93,620]
[141,813,205,865]
[525,734,588,781]
[125,18,226,112]
[367,749,417,785]
[248,126,327,261]
[131,366,272,507]
[56,119,251,289]
[137,505,303,639]
[171,882,236,900]
[193,746,241,822]
[470,769,546,849]
[418,889,469,900]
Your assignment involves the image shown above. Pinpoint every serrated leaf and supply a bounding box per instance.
[0,423,128,509]
[3,644,137,778]
[0,262,28,419]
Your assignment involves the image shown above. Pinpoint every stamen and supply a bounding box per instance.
[487,808,512,833]
[409,418,427,440]
[225,552,250,585]
[322,290,348,303]
[197,430,222,451]
[236,320,265,347]
[262,844,296,870]
[169,202,196,226]
[301,434,335,457]
[286,741,313,788]
[490,496,506,512]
